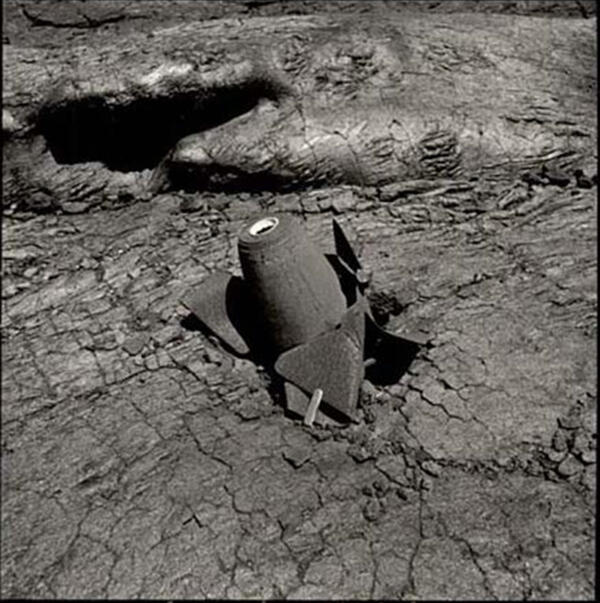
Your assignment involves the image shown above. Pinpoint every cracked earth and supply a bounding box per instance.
[1,0,597,599]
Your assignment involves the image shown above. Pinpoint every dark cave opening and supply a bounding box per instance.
[37,82,274,173]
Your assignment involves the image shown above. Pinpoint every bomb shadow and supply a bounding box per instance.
[364,324,420,386]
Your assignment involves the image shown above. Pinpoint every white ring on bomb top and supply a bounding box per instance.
[248,217,279,237]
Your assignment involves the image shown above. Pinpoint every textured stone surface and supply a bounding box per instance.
[1,0,596,599]
[3,2,596,213]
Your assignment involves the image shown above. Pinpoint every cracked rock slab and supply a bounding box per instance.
[1,1,596,600]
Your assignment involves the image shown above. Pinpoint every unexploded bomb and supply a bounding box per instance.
[182,214,426,425]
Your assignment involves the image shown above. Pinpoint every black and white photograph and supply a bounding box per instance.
[1,0,596,598]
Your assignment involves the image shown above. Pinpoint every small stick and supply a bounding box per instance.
[304,388,323,427]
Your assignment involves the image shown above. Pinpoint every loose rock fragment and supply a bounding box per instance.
[556,455,582,477]
[282,446,311,469]
[544,448,567,464]
[122,333,149,355]
[551,429,568,452]
[347,444,373,463]
[579,449,596,465]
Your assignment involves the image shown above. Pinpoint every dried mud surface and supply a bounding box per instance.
[1,1,596,599]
